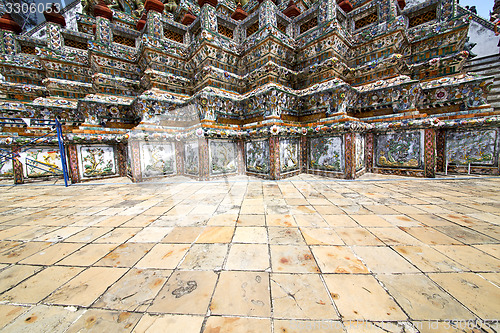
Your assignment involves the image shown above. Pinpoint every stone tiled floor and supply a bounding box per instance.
[0,174,499,332]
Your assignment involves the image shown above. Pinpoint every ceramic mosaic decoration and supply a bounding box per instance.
[246,140,270,174]
[140,142,176,177]
[280,138,299,173]
[376,131,422,168]
[209,140,237,175]
[0,0,498,182]
[355,134,365,171]
[21,148,63,177]
[184,141,200,175]
[446,129,498,165]
[310,136,344,172]
[78,145,117,178]
[0,157,13,177]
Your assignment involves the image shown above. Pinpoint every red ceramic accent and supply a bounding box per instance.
[44,3,66,26]
[283,0,301,18]
[181,10,197,25]
[0,13,22,34]
[398,0,406,10]
[93,0,113,20]
[338,0,353,13]
[144,0,165,13]
[136,12,147,30]
[231,3,248,21]
[198,0,218,8]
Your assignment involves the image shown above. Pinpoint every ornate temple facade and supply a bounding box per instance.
[0,0,499,183]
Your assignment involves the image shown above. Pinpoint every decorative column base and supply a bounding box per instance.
[300,136,307,173]
[67,144,80,183]
[117,143,127,177]
[424,128,436,178]
[236,139,245,175]
[12,146,23,185]
[344,132,356,180]
[130,140,142,182]
[436,129,446,173]
[269,136,280,180]
[175,141,184,176]
[199,138,210,181]
[366,133,374,173]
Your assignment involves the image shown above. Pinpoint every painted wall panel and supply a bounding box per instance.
[309,136,344,172]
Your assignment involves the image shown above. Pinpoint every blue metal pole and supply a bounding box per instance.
[55,119,69,187]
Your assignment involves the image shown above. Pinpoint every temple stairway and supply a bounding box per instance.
[465,54,500,112]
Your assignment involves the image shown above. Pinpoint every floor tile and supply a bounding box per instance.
[437,214,488,227]
[392,245,466,272]
[127,227,173,243]
[133,314,204,332]
[274,319,344,333]
[473,244,500,258]
[19,243,83,265]
[368,227,423,245]
[65,310,141,332]
[400,227,463,245]
[136,244,190,269]
[349,215,393,227]
[196,227,234,243]
[93,228,141,244]
[161,226,203,243]
[435,226,498,244]
[57,244,118,266]
[94,243,153,267]
[293,214,329,227]
[408,214,456,227]
[236,214,266,226]
[33,226,86,242]
[203,316,272,333]
[344,321,418,332]
[0,265,44,293]
[0,242,52,264]
[232,226,268,243]
[210,271,271,317]
[266,214,297,227]
[271,273,338,319]
[310,246,369,274]
[94,268,171,311]
[207,214,238,227]
[149,270,217,314]
[225,243,270,271]
[271,245,320,273]
[179,243,228,270]
[429,272,500,320]
[1,305,83,333]
[1,266,84,303]
[64,227,113,243]
[268,228,306,245]
[0,305,31,329]
[45,267,127,306]
[353,246,419,273]
[433,245,500,272]
[323,274,407,321]
[414,321,496,332]
[378,274,475,320]
[380,215,422,227]
[322,215,359,227]
[120,215,158,228]
[300,227,344,245]
[0,175,499,332]
[336,228,384,245]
